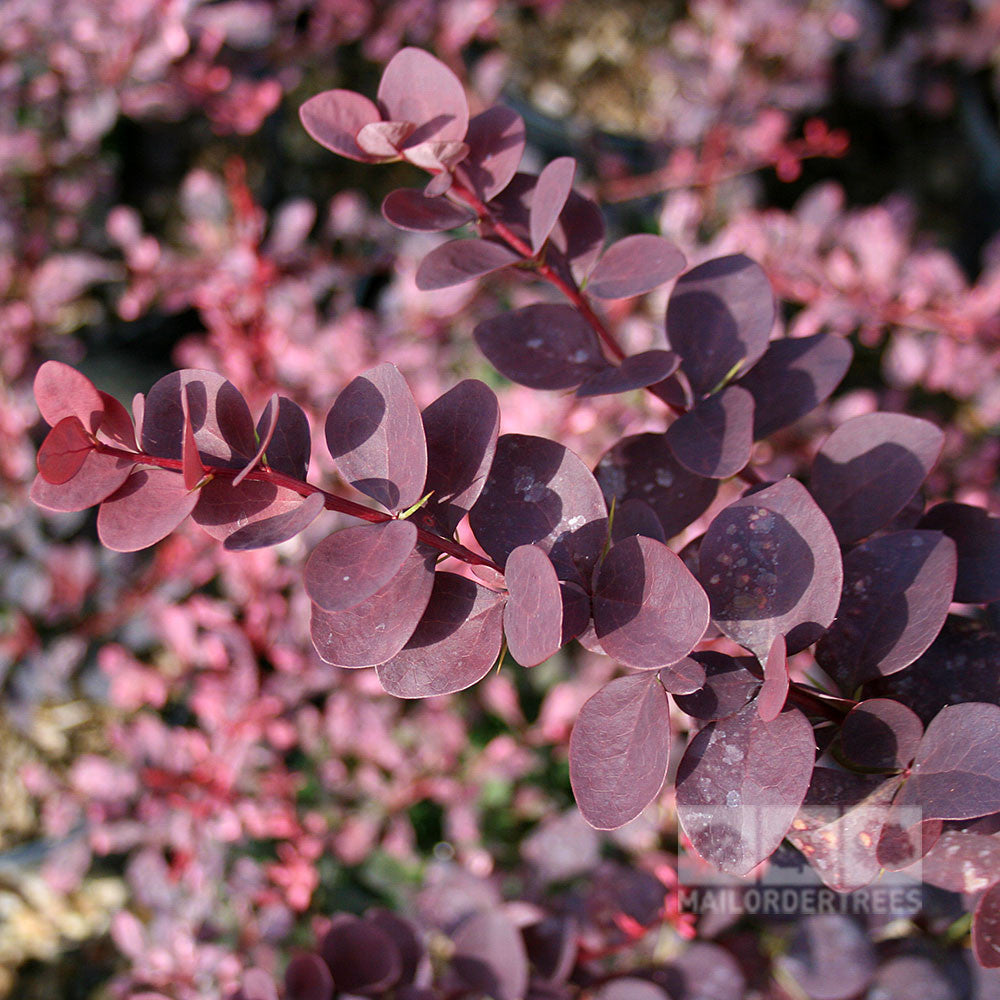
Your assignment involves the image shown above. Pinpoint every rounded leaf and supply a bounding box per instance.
[37,415,94,485]
[975,882,1000,969]
[382,189,475,232]
[592,535,709,670]
[97,468,199,552]
[666,254,775,397]
[575,351,680,398]
[416,238,520,290]
[33,360,103,434]
[456,106,525,201]
[570,673,671,830]
[504,545,563,667]
[809,412,944,544]
[377,47,468,146]
[673,651,760,721]
[919,502,1000,604]
[839,699,923,771]
[778,915,876,1000]
[665,385,754,479]
[588,235,685,299]
[30,450,135,513]
[452,911,529,1000]
[285,954,334,1000]
[300,89,384,162]
[318,914,401,993]
[530,157,575,253]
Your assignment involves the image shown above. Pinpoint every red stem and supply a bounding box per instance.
[94,443,503,572]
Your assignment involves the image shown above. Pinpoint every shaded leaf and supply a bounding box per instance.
[592,535,709,670]
[30,451,135,512]
[382,189,475,232]
[809,412,944,544]
[975,883,1000,969]
[377,47,469,146]
[504,545,563,667]
[673,651,760,721]
[665,385,754,479]
[474,304,604,391]
[736,332,853,439]
[657,657,706,696]
[610,498,665,544]
[675,702,815,875]
[233,393,279,487]
[550,190,606,282]
[893,702,1000,821]
[261,396,311,481]
[285,954,333,1000]
[457,106,526,201]
[180,385,205,491]
[357,119,415,157]
[522,915,578,985]
[838,699,923,771]
[588,235,686,299]
[595,980,669,1000]
[97,468,198,552]
[595,433,717,541]
[224,491,325,550]
[318,914,401,993]
[919,502,1000,604]
[757,634,788,722]
[469,434,608,584]
[569,673,671,830]
[530,158,576,253]
[867,957,959,1000]
[665,254,775,397]
[33,360,103,434]
[815,530,956,690]
[778,915,876,1000]
[96,391,138,451]
[310,547,435,668]
[416,238,520,290]
[916,831,1000,893]
[575,351,680,398]
[305,520,418,612]
[326,363,427,512]
[143,369,256,466]
[366,909,425,986]
[37,416,93,485]
[420,380,499,534]
[698,477,842,658]
[300,89,384,162]
[376,572,505,698]
[655,943,746,1000]
[452,911,529,1000]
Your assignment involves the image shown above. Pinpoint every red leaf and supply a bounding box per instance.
[37,415,94,485]
[97,468,199,552]
[299,89,383,162]
[34,360,104,433]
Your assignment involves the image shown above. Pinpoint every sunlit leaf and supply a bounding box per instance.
[97,468,198,552]
[588,235,685,299]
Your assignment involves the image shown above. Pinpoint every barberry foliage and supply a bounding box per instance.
[28,45,1000,994]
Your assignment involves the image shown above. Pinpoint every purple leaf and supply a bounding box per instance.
[595,433,717,541]
[33,360,103,434]
[736,333,853,438]
[549,189,605,282]
[30,450,135,512]
[595,980,669,1000]
[975,883,1000,969]
[838,699,923,771]
[376,48,469,146]
[325,363,427,512]
[815,530,957,690]
[96,391,138,451]
[420,380,499,535]
[310,546,435,668]
[656,943,746,1000]
[575,351,680,398]
[786,768,902,891]
[474,304,605,391]
[698,477,842,658]
[416,238,520,290]
[357,119,416,157]
[675,702,815,875]
[588,235,686,299]
[757,634,788,722]
[452,911,529,1000]
[318,914,401,993]
[224,491,324,550]
[610,498,665,544]
[456,106,525,201]
[522,915,578,984]
[261,396,311,481]
[569,673,671,830]
[919,502,1000,603]
[530,157,576,253]
[893,702,1000,821]
[916,830,1000,893]
[366,909,425,986]
[382,189,475,232]
[673,651,760,721]
[299,89,384,162]
[142,369,256,466]
[375,572,505,698]
[665,385,754,479]
[592,535,709,670]
[657,656,706,696]
[875,814,942,870]
[37,416,93,485]
[97,468,198,552]
[868,957,958,999]
[232,393,279,487]
[809,412,944,544]
[193,478,324,548]
[180,385,205,491]
[871,617,1000,724]
[469,434,608,584]
[665,254,775,397]
[285,954,333,1000]
[778,915,876,1000]
[504,545,563,667]
[647,369,694,412]
[305,520,418,612]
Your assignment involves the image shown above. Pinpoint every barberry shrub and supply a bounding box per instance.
[31,48,1000,976]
